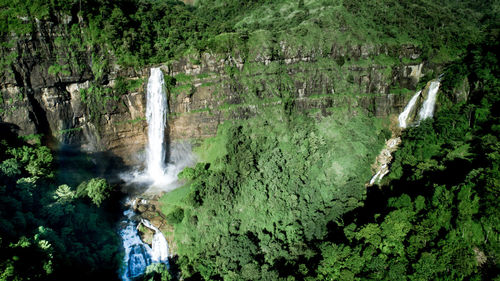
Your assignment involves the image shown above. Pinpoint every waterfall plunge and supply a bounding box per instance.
[398,91,421,128]
[119,68,195,190]
[119,68,174,280]
[146,68,168,184]
[119,68,197,279]
[418,81,440,121]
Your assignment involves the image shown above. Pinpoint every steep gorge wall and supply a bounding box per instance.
[165,44,426,141]
[0,16,432,164]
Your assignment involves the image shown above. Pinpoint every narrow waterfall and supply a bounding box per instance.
[369,79,441,186]
[418,81,440,121]
[146,68,168,182]
[398,91,421,128]
[368,89,421,185]
[369,169,383,186]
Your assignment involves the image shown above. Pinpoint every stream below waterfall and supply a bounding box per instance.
[120,208,153,280]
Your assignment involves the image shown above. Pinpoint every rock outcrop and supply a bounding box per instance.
[0,16,435,165]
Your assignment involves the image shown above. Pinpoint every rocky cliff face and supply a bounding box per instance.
[0,17,432,165]
[159,43,428,142]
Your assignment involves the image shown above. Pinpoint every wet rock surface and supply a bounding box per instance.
[131,197,171,249]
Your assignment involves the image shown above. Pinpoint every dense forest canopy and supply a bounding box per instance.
[0,129,122,280]
[0,0,496,66]
[159,35,499,280]
[0,0,499,280]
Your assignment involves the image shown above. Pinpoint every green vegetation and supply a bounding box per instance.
[1,0,493,72]
[79,84,113,123]
[76,178,112,207]
[313,36,500,280]
[159,108,387,280]
[114,77,145,97]
[1,0,494,128]
[155,33,499,280]
[0,0,498,280]
[58,127,83,135]
[0,127,122,280]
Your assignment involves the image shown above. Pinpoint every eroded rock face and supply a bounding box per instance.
[0,86,38,136]
[0,15,434,165]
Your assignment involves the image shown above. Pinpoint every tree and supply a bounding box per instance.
[54,185,75,203]
[76,178,111,207]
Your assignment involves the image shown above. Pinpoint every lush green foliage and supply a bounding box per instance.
[160,109,386,280]
[76,177,112,207]
[312,35,500,280]
[1,0,494,128]
[0,130,121,280]
[143,263,173,281]
[156,34,500,280]
[1,0,494,68]
[0,1,499,280]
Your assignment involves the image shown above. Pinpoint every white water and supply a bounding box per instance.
[368,137,401,186]
[369,170,383,185]
[141,219,169,263]
[119,68,197,280]
[146,67,168,184]
[418,81,440,121]
[370,79,441,186]
[120,68,196,191]
[398,91,421,128]
[120,209,153,280]
[120,141,196,193]
[119,68,172,280]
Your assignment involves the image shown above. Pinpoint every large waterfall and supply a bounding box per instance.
[398,91,421,128]
[119,67,196,279]
[146,68,168,184]
[418,81,440,121]
[119,68,173,280]
[120,68,194,190]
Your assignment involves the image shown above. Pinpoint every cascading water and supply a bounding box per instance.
[120,201,170,280]
[418,81,440,121]
[120,68,194,190]
[141,219,169,263]
[146,68,168,184]
[120,208,153,280]
[398,91,421,128]
[119,67,196,279]
[369,78,441,186]
[367,137,401,186]
[119,68,173,280]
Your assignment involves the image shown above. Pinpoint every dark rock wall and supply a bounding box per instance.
[0,17,433,164]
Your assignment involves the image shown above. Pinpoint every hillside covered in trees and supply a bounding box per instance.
[0,0,499,280]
